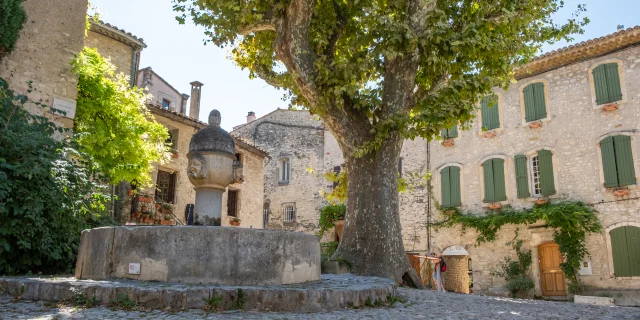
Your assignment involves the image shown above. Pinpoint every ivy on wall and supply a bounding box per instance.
[317,204,346,238]
[435,201,602,294]
[0,0,26,59]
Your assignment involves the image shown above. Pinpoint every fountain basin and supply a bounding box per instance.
[75,226,320,286]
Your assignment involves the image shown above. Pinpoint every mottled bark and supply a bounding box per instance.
[332,131,423,288]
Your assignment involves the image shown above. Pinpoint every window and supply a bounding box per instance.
[514,150,556,199]
[263,203,270,229]
[283,204,296,224]
[235,153,242,165]
[440,166,461,207]
[441,125,458,139]
[610,226,640,277]
[162,98,171,110]
[523,82,547,122]
[480,95,500,131]
[332,165,341,189]
[156,170,176,203]
[166,129,178,152]
[600,135,636,188]
[593,63,623,105]
[482,158,506,203]
[278,158,290,184]
[227,190,238,217]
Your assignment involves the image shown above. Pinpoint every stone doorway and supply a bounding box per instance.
[538,242,567,296]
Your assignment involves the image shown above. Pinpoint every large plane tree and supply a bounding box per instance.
[173,0,586,286]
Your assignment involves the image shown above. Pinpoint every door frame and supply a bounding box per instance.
[537,242,567,297]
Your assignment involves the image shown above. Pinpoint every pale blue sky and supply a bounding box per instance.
[91,0,638,131]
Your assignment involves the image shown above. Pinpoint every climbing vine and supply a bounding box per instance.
[0,0,26,60]
[317,204,346,238]
[435,201,602,293]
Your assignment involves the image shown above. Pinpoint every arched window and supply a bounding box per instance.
[610,226,640,277]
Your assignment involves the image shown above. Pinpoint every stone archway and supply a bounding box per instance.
[442,245,470,294]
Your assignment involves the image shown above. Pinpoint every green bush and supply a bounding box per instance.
[491,239,535,297]
[0,0,26,58]
[316,204,346,238]
[0,77,112,275]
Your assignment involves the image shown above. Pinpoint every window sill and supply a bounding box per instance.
[481,200,509,209]
[522,117,551,128]
[283,222,297,226]
[593,100,626,111]
[479,128,502,138]
[278,181,290,186]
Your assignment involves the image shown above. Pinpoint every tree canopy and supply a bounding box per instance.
[72,47,170,186]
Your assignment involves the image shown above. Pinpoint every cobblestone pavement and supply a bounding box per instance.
[1,288,638,320]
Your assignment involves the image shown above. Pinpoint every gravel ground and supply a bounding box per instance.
[1,288,638,320]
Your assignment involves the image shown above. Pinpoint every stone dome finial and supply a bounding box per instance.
[209,110,221,127]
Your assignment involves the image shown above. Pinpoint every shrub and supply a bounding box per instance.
[316,204,346,238]
[0,0,26,58]
[491,239,535,297]
[0,77,112,275]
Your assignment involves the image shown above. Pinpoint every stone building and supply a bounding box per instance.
[0,0,89,128]
[236,27,640,299]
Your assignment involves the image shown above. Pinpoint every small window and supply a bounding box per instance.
[440,166,461,207]
[441,125,458,139]
[235,153,242,165]
[482,158,506,203]
[279,158,290,184]
[162,98,171,110]
[530,155,542,196]
[523,82,547,122]
[263,203,270,229]
[227,190,238,217]
[166,129,178,152]
[283,204,296,224]
[600,135,637,188]
[156,170,176,203]
[515,150,556,199]
[480,95,500,131]
[593,63,623,105]
[610,226,640,277]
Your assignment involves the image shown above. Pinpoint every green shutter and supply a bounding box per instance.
[538,150,556,196]
[481,96,500,131]
[483,159,495,203]
[492,158,507,202]
[449,166,462,207]
[441,129,447,139]
[532,82,547,120]
[515,155,530,199]
[611,227,631,277]
[605,63,623,102]
[600,137,619,188]
[613,135,636,187]
[523,84,537,122]
[448,126,458,138]
[626,226,640,276]
[441,167,451,207]
[593,64,609,105]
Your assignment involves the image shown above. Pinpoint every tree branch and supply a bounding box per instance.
[238,22,276,35]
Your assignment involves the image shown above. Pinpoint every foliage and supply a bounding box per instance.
[320,241,339,262]
[203,293,223,313]
[72,47,169,187]
[108,293,137,310]
[436,200,602,293]
[71,287,100,308]
[317,204,346,238]
[0,78,113,275]
[491,238,535,297]
[0,0,26,59]
[233,288,247,310]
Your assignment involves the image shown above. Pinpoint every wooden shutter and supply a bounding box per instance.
[492,158,507,202]
[450,166,462,206]
[441,129,448,139]
[613,135,636,187]
[610,227,631,277]
[481,96,500,131]
[626,226,640,276]
[514,155,530,199]
[532,82,547,120]
[482,159,495,203]
[168,173,176,203]
[538,150,556,196]
[523,84,537,122]
[605,63,623,102]
[600,137,619,188]
[441,167,451,207]
[592,64,609,105]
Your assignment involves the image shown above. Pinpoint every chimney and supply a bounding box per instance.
[189,81,204,119]
[180,93,190,115]
[247,111,256,123]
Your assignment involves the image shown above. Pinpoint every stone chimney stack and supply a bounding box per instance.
[180,93,190,115]
[247,111,256,123]
[189,81,204,119]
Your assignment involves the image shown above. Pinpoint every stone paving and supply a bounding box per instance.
[1,288,638,319]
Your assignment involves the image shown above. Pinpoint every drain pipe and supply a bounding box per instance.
[426,140,432,252]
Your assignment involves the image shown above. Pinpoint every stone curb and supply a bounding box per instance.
[0,274,396,312]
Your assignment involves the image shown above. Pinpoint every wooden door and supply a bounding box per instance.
[538,243,567,296]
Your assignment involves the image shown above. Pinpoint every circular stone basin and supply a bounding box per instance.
[75,226,320,286]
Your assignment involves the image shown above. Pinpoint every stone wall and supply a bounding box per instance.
[428,45,640,294]
[0,0,88,128]
[85,31,134,77]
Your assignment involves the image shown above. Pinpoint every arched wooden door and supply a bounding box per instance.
[538,242,567,296]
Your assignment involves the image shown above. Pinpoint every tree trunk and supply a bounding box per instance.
[332,133,423,288]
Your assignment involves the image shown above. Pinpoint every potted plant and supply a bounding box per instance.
[230,217,241,226]
[162,203,173,213]
[613,188,630,197]
[141,205,148,213]
[442,138,455,147]
[161,215,174,225]
[483,131,497,139]
[528,121,543,129]
[535,198,548,205]
[489,202,502,210]
[603,103,618,112]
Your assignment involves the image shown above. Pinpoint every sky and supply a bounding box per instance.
[90,0,639,131]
